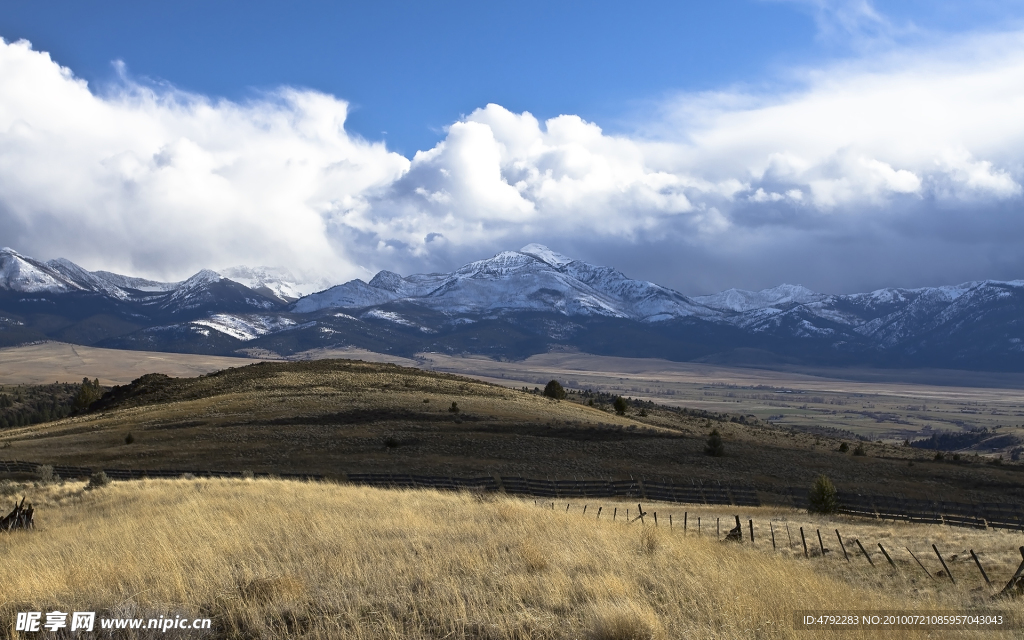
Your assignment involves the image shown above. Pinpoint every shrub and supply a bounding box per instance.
[852,443,867,456]
[87,471,110,489]
[704,429,725,457]
[124,432,134,445]
[543,380,566,400]
[838,442,849,453]
[384,435,400,449]
[934,451,945,461]
[241,470,254,479]
[638,408,648,417]
[36,464,54,483]
[448,401,459,413]
[808,474,839,515]
[613,396,628,415]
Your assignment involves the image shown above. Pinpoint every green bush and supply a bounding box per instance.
[808,474,839,514]
[448,401,459,413]
[543,380,566,400]
[87,471,110,489]
[613,396,628,415]
[838,442,849,453]
[704,429,725,457]
[124,432,135,445]
[852,443,867,456]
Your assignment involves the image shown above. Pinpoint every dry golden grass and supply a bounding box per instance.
[1,479,1020,639]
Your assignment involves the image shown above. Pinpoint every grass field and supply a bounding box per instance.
[2,358,1022,505]
[1,477,1021,639]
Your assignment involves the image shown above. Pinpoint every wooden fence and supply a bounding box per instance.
[3,459,1022,529]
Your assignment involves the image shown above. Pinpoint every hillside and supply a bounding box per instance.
[1,478,1019,639]
[2,359,1023,504]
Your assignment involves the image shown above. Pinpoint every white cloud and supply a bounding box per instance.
[0,38,408,281]
[3,29,1024,292]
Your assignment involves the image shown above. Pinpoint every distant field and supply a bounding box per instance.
[1,477,1019,639]
[0,342,264,386]
[419,352,1024,451]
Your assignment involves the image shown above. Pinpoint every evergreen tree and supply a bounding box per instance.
[613,396,628,415]
[808,474,840,514]
[543,380,566,400]
[72,377,103,412]
[705,428,725,456]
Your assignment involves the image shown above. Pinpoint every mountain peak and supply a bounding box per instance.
[519,243,574,268]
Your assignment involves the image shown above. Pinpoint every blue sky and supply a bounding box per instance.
[3,1,1024,293]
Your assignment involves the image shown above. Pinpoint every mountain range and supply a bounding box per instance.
[2,244,1022,371]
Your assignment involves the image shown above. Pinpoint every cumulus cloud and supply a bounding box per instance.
[3,29,1024,292]
[0,38,408,281]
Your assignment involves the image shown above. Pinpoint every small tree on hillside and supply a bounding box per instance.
[613,396,628,415]
[73,377,103,413]
[543,380,566,400]
[705,428,725,457]
[808,474,839,514]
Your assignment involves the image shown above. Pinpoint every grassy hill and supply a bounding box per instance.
[1,359,1022,504]
[1,477,1019,639]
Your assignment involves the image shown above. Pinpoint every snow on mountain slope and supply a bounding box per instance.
[0,248,83,293]
[694,284,825,313]
[519,243,575,268]
[45,258,132,300]
[291,279,400,313]
[220,266,331,302]
[191,314,297,341]
[91,270,180,292]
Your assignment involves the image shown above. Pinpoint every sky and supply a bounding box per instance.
[3,0,1024,294]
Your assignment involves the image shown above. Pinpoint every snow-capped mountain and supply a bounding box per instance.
[1,247,89,294]
[2,244,1023,371]
[295,244,712,321]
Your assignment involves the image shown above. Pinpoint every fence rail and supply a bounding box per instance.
[6,459,1023,528]
[787,488,1024,531]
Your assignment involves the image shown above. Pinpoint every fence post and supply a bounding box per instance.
[684,512,688,534]
[998,546,1024,597]
[597,506,602,520]
[770,522,776,550]
[878,543,897,569]
[786,522,792,548]
[698,517,701,536]
[717,517,720,539]
[749,519,755,544]
[654,512,658,527]
[906,547,933,579]
[933,544,955,584]
[970,550,991,585]
[566,503,570,513]
[583,504,587,515]
[614,507,617,521]
[817,529,827,556]
[669,514,672,529]
[835,530,849,562]
[800,527,808,557]
[855,539,874,565]
[735,515,742,541]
